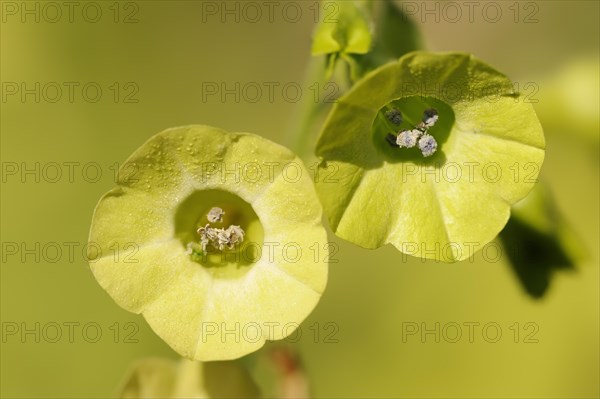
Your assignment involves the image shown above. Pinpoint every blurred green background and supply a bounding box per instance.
[1,1,598,397]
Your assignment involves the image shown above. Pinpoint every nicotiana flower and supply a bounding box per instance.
[88,125,328,360]
[311,0,371,56]
[311,0,372,77]
[118,357,259,398]
[315,52,545,262]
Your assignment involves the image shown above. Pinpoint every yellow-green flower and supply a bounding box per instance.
[118,358,259,398]
[315,52,545,262]
[89,126,328,360]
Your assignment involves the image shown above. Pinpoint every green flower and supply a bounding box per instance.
[88,125,328,360]
[311,0,371,57]
[315,52,545,262]
[310,1,422,83]
[311,0,372,78]
[118,358,259,398]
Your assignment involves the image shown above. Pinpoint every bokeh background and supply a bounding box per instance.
[1,0,598,397]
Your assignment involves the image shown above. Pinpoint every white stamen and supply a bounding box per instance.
[396,129,422,148]
[207,207,225,223]
[418,134,438,157]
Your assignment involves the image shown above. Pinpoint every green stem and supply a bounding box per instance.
[285,55,355,161]
[284,57,328,159]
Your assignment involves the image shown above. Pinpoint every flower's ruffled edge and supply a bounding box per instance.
[88,125,328,360]
[315,52,545,262]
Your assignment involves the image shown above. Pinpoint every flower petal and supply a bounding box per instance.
[315,52,545,261]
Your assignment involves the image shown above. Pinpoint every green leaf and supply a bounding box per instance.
[315,52,545,262]
[500,183,585,298]
[118,358,260,398]
[311,1,372,56]
[89,126,329,360]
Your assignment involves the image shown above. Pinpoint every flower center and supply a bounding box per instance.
[371,95,455,164]
[192,207,245,253]
[174,189,264,278]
